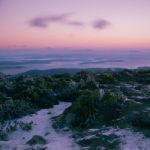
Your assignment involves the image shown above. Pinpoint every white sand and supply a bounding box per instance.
[0,102,80,150]
[0,102,150,150]
[102,127,150,150]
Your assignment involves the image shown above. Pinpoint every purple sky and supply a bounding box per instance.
[0,0,150,51]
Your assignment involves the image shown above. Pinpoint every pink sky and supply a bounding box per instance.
[0,0,150,50]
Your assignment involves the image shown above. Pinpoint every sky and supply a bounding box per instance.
[0,0,150,51]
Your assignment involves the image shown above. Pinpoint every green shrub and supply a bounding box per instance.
[56,87,79,102]
[0,98,35,122]
[19,121,33,131]
[73,71,89,82]
[79,81,97,90]
[54,91,124,129]
[98,73,116,84]
[30,89,58,108]
[131,110,150,128]
[98,93,123,122]
[0,130,7,140]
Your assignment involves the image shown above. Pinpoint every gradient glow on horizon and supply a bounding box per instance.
[0,0,150,50]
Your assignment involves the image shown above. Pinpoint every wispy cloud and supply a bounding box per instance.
[29,14,111,30]
[29,14,70,28]
[92,19,111,30]
[80,59,123,65]
[29,13,84,28]
[66,21,84,27]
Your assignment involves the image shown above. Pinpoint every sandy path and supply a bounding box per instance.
[0,102,80,150]
[102,127,150,150]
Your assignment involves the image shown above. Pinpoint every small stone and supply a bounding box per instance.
[26,135,47,145]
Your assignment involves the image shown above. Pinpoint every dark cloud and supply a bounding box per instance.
[92,19,111,30]
[29,13,84,28]
[29,14,111,30]
[29,14,70,28]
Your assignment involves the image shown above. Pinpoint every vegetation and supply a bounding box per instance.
[0,96,35,122]
[53,90,124,128]
[51,70,150,131]
[0,69,150,146]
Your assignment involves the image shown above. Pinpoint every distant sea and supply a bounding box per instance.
[0,49,150,75]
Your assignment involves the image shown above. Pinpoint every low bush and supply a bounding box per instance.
[0,98,35,122]
[54,90,124,129]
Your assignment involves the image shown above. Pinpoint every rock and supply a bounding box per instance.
[25,145,47,150]
[77,134,119,150]
[26,135,47,145]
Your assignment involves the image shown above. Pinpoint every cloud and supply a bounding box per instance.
[80,59,124,65]
[92,19,111,30]
[29,13,70,28]
[29,13,84,28]
[66,21,84,27]
[29,14,111,30]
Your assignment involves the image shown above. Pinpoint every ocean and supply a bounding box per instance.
[0,49,150,74]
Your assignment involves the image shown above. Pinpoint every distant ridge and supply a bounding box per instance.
[1,67,149,76]
[0,72,5,78]
[138,66,150,70]
[21,68,127,76]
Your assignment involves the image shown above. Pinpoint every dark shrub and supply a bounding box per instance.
[69,90,100,127]
[79,81,97,90]
[54,91,124,129]
[98,93,124,122]
[131,110,150,128]
[73,71,89,82]
[98,73,116,84]
[0,98,35,121]
[30,89,58,108]
[56,87,79,102]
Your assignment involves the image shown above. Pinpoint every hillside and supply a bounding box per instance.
[0,69,150,149]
